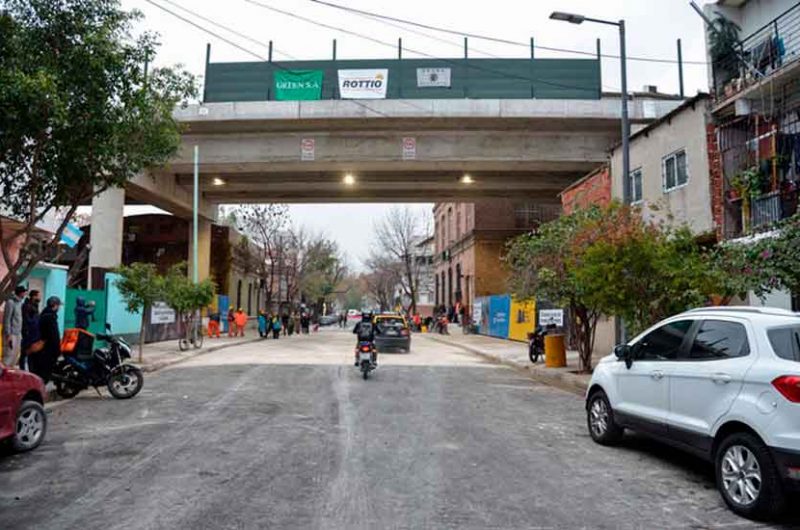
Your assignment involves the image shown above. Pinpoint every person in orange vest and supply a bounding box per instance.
[234,308,247,337]
[207,309,221,338]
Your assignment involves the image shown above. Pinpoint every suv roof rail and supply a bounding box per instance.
[684,306,800,317]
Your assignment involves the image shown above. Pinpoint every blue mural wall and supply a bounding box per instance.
[28,263,68,332]
[487,295,511,339]
[105,272,143,337]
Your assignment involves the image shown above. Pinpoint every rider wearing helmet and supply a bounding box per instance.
[353,312,377,367]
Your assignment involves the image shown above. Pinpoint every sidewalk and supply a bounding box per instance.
[133,334,261,372]
[425,330,599,395]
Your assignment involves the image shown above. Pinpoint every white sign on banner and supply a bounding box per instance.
[539,309,564,327]
[472,301,482,326]
[417,67,451,88]
[301,138,315,161]
[338,69,388,99]
[151,302,176,325]
[402,137,416,160]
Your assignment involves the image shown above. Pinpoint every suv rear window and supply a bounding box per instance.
[767,326,800,362]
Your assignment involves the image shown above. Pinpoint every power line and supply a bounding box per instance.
[244,0,605,94]
[143,0,267,60]
[158,0,297,59]
[311,1,501,58]
[143,0,392,117]
[305,0,709,66]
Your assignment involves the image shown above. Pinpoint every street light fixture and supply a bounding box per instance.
[549,11,585,24]
[550,11,631,204]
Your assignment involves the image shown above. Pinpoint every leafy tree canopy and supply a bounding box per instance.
[0,0,196,298]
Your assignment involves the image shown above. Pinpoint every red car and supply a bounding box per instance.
[0,365,47,452]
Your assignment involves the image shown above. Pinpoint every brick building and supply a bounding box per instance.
[433,199,559,317]
[560,165,611,214]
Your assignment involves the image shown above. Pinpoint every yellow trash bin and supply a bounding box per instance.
[544,334,567,368]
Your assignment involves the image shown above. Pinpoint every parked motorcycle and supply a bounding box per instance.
[528,327,546,364]
[356,340,375,380]
[52,324,144,399]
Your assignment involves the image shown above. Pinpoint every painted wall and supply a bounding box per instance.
[28,264,68,332]
[105,272,143,337]
[487,295,511,339]
[611,98,715,235]
[508,298,536,342]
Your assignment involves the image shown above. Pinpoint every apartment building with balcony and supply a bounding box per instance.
[706,0,800,238]
[705,0,800,310]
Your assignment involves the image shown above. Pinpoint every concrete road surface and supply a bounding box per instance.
[0,329,793,529]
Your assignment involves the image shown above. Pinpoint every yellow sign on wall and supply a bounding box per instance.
[508,298,536,342]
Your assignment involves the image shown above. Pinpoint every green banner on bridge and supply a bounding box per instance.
[274,70,323,101]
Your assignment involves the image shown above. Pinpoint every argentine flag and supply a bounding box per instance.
[60,222,84,248]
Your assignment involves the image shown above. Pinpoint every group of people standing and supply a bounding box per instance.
[206,307,313,340]
[2,285,95,384]
[256,311,312,338]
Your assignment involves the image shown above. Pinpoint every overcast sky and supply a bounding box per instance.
[119,0,716,266]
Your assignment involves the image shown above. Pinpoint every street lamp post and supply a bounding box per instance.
[550,12,630,204]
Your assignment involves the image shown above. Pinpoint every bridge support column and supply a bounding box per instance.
[88,187,125,289]
[188,217,212,283]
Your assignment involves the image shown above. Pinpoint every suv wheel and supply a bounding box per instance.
[715,432,786,520]
[586,390,623,445]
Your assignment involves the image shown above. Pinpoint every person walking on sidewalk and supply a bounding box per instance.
[207,309,221,338]
[20,290,42,371]
[234,308,247,337]
[281,312,289,336]
[227,308,236,337]
[271,314,282,339]
[257,311,268,338]
[30,296,61,384]
[2,285,27,367]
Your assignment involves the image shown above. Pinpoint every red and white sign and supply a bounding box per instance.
[301,138,315,161]
[402,137,416,160]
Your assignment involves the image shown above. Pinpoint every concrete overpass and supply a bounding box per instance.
[89,94,683,283]
[160,96,682,203]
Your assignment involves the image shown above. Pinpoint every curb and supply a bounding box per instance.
[45,337,261,405]
[425,335,589,396]
[139,337,262,373]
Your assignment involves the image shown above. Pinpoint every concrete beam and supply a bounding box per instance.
[174,98,684,132]
[126,171,216,220]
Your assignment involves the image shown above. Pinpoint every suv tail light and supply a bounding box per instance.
[772,375,800,403]
[400,329,409,336]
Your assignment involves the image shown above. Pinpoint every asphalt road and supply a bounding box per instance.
[0,329,795,529]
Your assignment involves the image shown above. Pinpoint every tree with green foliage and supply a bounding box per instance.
[506,207,603,373]
[0,0,195,299]
[162,263,216,317]
[572,206,715,336]
[115,263,163,362]
[162,263,215,345]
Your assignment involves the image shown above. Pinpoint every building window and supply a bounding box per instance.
[663,149,688,191]
[627,168,643,204]
[447,207,453,244]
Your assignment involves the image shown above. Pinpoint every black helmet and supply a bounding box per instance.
[361,312,372,321]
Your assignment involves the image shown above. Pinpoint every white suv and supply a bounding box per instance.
[586,307,800,520]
